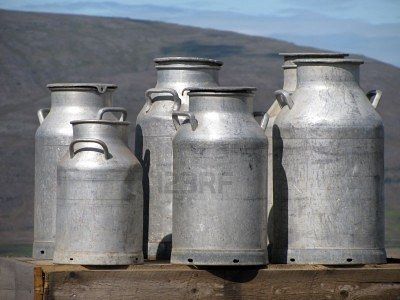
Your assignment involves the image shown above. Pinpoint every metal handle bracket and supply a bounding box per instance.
[37,108,50,124]
[274,89,294,110]
[366,90,382,109]
[145,88,181,113]
[69,138,110,160]
[97,107,127,121]
[172,111,198,131]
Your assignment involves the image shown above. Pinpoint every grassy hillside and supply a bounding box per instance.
[0,9,399,248]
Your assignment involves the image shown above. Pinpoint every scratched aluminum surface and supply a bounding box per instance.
[171,87,268,266]
[264,53,349,259]
[135,57,222,260]
[271,58,386,264]
[33,84,116,260]
[54,116,143,265]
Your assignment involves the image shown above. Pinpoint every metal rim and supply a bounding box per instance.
[154,57,223,66]
[186,86,257,95]
[279,52,349,58]
[47,83,117,93]
[70,120,130,125]
[293,58,364,65]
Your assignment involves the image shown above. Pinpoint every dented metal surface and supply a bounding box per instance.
[265,53,349,258]
[271,58,386,264]
[33,83,117,259]
[135,57,222,260]
[171,87,268,266]
[53,112,143,265]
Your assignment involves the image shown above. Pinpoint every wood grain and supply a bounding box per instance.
[1,257,400,299]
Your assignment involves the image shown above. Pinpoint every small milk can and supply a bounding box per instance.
[263,53,348,255]
[53,109,143,265]
[34,83,117,259]
[171,87,268,266]
[135,57,223,260]
[272,58,385,264]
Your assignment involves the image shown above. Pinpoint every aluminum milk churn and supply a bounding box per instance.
[264,53,348,255]
[34,83,117,259]
[135,57,223,260]
[171,87,268,266]
[53,109,143,265]
[272,58,386,264]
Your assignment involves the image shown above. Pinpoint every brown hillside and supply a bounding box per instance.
[0,9,398,247]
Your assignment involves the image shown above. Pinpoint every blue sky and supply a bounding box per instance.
[2,0,399,23]
[1,0,399,66]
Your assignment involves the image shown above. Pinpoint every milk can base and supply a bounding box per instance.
[171,248,268,266]
[147,241,171,260]
[272,248,387,264]
[33,241,54,260]
[53,250,144,265]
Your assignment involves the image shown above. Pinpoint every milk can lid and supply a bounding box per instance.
[70,120,130,125]
[279,52,349,59]
[154,57,223,66]
[293,58,364,65]
[186,86,257,94]
[47,83,117,93]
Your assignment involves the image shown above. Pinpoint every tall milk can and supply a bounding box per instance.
[135,57,223,260]
[53,110,143,265]
[34,83,117,259]
[272,58,385,264]
[263,53,348,255]
[171,87,268,266]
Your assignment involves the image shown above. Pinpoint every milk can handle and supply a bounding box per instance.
[366,90,382,109]
[145,88,182,113]
[274,89,294,110]
[69,138,110,160]
[253,111,269,130]
[97,107,127,121]
[172,111,198,131]
[37,108,50,124]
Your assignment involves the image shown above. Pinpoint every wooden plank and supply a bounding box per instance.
[43,264,400,299]
[2,257,400,299]
[0,257,35,300]
[34,267,44,300]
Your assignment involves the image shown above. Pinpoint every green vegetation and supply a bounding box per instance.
[386,209,400,247]
[0,244,32,257]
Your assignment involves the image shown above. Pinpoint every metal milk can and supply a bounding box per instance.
[135,57,223,260]
[171,87,268,266]
[34,83,117,259]
[272,58,385,264]
[263,53,348,256]
[53,110,143,265]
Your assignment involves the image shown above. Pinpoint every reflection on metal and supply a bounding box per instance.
[53,115,143,265]
[171,87,268,266]
[135,57,222,260]
[265,52,349,258]
[33,83,117,259]
[272,58,386,264]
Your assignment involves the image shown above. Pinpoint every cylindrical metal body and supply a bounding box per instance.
[53,116,143,265]
[135,57,223,260]
[172,87,268,266]
[33,83,117,259]
[272,59,386,264]
[265,53,349,256]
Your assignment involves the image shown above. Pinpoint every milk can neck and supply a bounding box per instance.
[155,68,220,89]
[189,94,251,113]
[282,66,297,93]
[296,61,361,87]
[72,121,129,145]
[50,90,114,108]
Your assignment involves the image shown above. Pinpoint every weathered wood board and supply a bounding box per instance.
[1,257,400,299]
